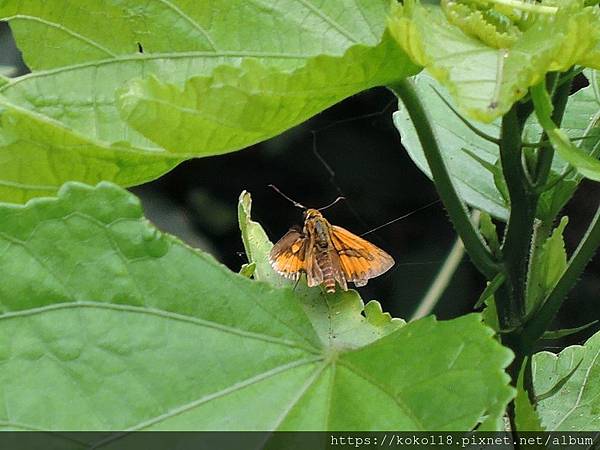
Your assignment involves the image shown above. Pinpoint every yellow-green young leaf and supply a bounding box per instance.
[238,190,284,287]
[441,1,522,49]
[533,330,600,431]
[527,217,569,313]
[0,0,418,203]
[0,182,514,431]
[479,212,500,255]
[388,0,600,122]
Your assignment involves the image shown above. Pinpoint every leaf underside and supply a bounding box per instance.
[533,330,600,431]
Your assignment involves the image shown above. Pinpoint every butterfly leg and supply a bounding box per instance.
[292,276,301,292]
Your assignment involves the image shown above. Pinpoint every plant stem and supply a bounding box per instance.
[497,106,533,329]
[389,80,500,280]
[521,203,600,350]
[411,226,468,321]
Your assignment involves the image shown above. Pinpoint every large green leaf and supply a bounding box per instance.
[388,0,600,123]
[393,72,600,220]
[117,40,410,156]
[0,0,418,203]
[533,329,600,431]
[0,182,514,431]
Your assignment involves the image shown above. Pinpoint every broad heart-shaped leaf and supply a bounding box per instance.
[393,73,600,221]
[0,0,418,203]
[533,329,600,431]
[388,0,600,123]
[0,182,514,431]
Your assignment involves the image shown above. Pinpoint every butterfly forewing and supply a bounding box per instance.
[269,228,307,280]
[330,225,395,286]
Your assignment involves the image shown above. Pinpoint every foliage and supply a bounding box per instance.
[0,0,417,203]
[0,183,513,431]
[533,331,600,431]
[0,0,598,435]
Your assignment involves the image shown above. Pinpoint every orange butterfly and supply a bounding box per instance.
[268,187,395,293]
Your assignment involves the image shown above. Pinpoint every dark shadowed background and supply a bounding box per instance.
[1,22,597,351]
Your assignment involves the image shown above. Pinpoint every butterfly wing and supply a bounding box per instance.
[269,228,308,280]
[330,225,395,287]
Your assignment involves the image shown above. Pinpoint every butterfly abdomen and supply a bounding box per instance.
[316,249,336,293]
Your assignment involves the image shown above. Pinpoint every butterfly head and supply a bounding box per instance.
[303,208,323,221]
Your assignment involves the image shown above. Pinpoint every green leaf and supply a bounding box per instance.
[532,78,600,183]
[479,211,501,255]
[537,70,600,220]
[0,0,418,203]
[388,0,600,122]
[482,296,500,332]
[393,72,600,221]
[474,272,505,310]
[117,40,415,156]
[0,182,514,431]
[238,190,285,287]
[535,358,584,403]
[239,262,256,278]
[527,216,569,313]
[542,321,599,340]
[533,329,600,431]
[393,74,507,218]
[515,359,545,432]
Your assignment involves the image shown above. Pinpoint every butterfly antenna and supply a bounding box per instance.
[268,184,307,210]
[317,196,345,212]
[360,199,441,237]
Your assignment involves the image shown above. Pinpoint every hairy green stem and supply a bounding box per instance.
[521,203,600,350]
[497,106,532,330]
[389,80,499,280]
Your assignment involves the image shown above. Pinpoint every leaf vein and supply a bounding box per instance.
[0,301,321,355]
[5,15,117,58]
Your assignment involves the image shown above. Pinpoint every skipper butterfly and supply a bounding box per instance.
[268,187,394,293]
